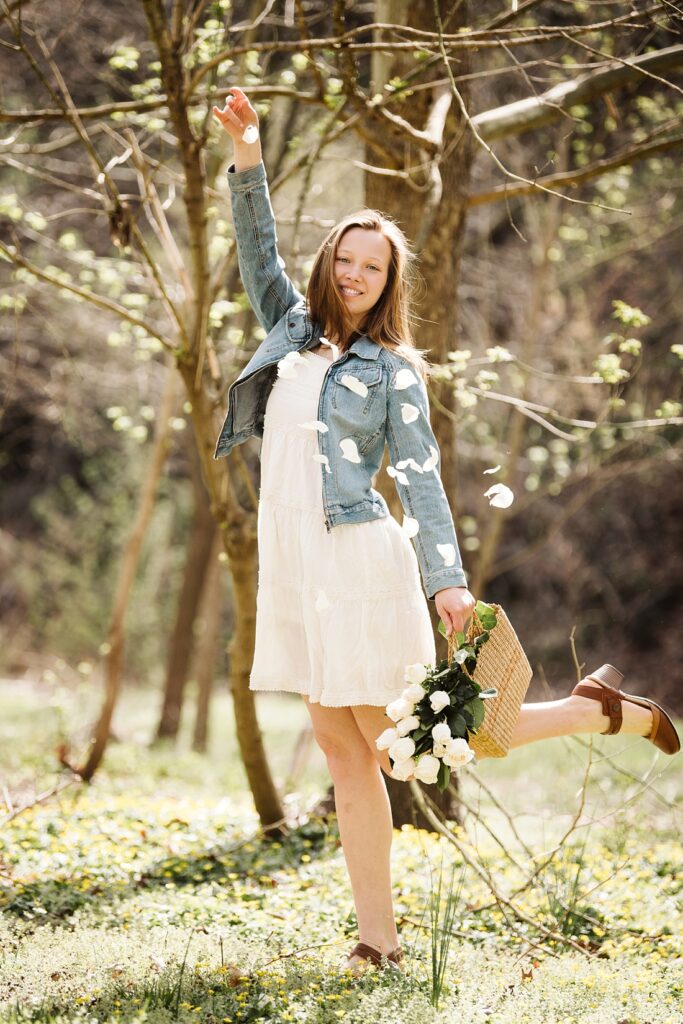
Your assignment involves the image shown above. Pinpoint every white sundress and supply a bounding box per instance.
[249,340,436,707]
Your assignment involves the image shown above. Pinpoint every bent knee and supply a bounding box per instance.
[313,732,376,775]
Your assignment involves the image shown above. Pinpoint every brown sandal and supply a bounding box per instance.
[343,941,404,973]
[571,664,680,755]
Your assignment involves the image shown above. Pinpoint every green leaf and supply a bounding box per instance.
[478,687,498,699]
[468,699,486,730]
[436,760,451,792]
[447,712,467,736]
[474,601,497,631]
[437,619,447,638]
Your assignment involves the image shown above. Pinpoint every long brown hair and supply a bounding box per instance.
[306,210,432,381]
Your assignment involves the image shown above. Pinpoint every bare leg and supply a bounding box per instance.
[503,681,653,755]
[302,698,399,964]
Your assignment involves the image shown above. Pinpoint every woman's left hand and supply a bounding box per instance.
[434,586,476,637]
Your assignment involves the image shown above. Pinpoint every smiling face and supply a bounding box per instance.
[334,227,392,330]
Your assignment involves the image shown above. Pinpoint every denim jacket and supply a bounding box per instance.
[213,160,467,599]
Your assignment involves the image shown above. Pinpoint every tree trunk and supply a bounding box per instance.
[364,0,475,827]
[192,531,224,753]
[78,364,178,780]
[177,364,285,835]
[156,437,217,740]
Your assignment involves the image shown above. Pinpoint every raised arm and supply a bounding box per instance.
[213,87,303,333]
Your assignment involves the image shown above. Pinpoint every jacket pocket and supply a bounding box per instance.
[331,364,384,416]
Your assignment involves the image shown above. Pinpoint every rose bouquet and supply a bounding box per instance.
[376,601,499,791]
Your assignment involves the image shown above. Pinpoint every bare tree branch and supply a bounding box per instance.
[469,131,683,205]
[473,44,683,143]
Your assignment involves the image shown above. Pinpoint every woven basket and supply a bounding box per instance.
[447,603,532,758]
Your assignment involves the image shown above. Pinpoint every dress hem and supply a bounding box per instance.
[249,681,393,708]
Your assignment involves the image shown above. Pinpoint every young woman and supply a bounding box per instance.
[212,87,680,975]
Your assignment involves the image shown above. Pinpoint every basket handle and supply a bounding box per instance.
[446,608,483,665]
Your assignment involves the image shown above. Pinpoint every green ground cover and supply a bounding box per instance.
[0,680,681,1023]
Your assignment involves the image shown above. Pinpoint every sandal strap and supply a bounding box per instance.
[349,942,383,966]
[572,682,623,735]
[348,942,403,967]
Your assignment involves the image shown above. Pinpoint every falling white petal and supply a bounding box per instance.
[437,543,456,567]
[339,437,362,463]
[313,452,332,474]
[402,515,420,538]
[387,465,410,486]
[422,445,439,472]
[315,589,330,612]
[483,464,501,475]
[401,403,419,424]
[299,420,329,432]
[397,457,424,475]
[484,483,514,508]
[394,368,418,390]
[319,336,340,360]
[277,350,305,379]
[340,374,368,398]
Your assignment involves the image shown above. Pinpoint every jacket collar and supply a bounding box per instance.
[287,299,381,361]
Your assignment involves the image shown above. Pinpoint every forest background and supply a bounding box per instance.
[1,0,682,818]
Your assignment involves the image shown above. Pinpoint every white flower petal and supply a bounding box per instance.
[394,368,418,391]
[386,465,410,486]
[484,483,514,508]
[402,515,419,538]
[388,737,416,763]
[390,758,416,782]
[483,464,501,475]
[299,420,329,432]
[397,458,424,475]
[396,715,420,737]
[339,437,361,463]
[315,588,330,612]
[319,336,340,360]
[386,697,415,723]
[401,403,419,424]
[277,350,305,379]
[340,374,368,398]
[414,753,440,785]
[437,543,456,567]
[422,445,439,472]
[313,452,332,474]
[429,690,451,713]
[376,727,399,751]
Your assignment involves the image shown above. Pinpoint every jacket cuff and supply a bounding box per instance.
[227,161,267,192]
[425,569,469,601]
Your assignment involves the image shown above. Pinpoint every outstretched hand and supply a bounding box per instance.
[212,86,259,145]
[434,586,476,638]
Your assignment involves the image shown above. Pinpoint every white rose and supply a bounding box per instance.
[402,682,426,703]
[375,727,399,751]
[396,715,420,737]
[404,663,428,685]
[431,722,452,744]
[389,737,416,763]
[443,737,474,768]
[386,697,414,723]
[433,742,448,759]
[391,758,416,782]
[414,753,441,785]
[429,690,451,714]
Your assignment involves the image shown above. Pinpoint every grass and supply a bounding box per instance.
[0,677,681,1023]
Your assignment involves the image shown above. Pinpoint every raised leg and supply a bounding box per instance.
[499,682,654,756]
